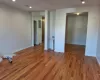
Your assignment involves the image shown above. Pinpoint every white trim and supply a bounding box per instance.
[44,10,49,50]
[96,56,100,66]
[31,13,34,46]
[85,54,96,57]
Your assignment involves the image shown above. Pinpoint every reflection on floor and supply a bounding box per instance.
[0,45,100,80]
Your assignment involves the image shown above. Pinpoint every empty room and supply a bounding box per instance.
[0,0,100,80]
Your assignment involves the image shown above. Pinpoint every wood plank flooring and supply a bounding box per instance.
[0,44,100,80]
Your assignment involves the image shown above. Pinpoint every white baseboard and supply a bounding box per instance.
[3,54,16,58]
[2,46,32,58]
[85,54,96,57]
[96,57,100,66]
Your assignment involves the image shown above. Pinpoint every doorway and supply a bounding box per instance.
[33,17,45,46]
[34,20,37,45]
[42,17,45,43]
[65,12,88,54]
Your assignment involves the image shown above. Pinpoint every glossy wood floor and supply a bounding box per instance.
[0,44,100,80]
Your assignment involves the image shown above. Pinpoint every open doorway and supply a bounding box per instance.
[33,16,45,46]
[42,16,45,43]
[34,20,37,46]
[65,12,88,54]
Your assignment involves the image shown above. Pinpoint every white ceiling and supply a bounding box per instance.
[0,0,100,11]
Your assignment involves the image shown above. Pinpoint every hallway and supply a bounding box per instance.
[0,45,99,80]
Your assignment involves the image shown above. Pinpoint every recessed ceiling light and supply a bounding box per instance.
[82,0,85,4]
[12,0,16,2]
[29,6,32,9]
[77,13,80,15]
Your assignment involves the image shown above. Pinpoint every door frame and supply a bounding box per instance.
[64,12,88,53]
[32,16,45,46]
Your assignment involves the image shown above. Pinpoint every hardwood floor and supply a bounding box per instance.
[65,44,85,54]
[0,44,100,80]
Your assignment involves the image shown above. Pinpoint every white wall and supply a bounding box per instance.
[44,10,49,50]
[55,9,66,52]
[96,8,100,64]
[66,15,88,45]
[49,11,56,50]
[44,10,56,50]
[97,26,100,65]
[0,4,32,56]
[54,6,100,57]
